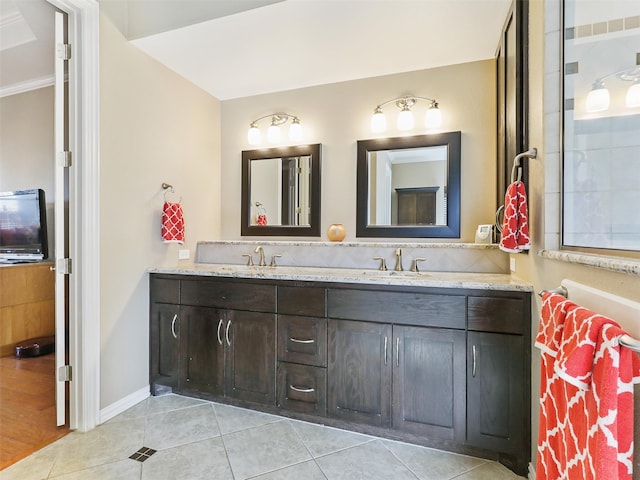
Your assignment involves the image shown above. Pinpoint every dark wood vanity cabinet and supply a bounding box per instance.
[150,273,531,475]
[149,275,276,405]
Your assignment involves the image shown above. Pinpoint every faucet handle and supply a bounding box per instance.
[270,254,282,267]
[410,258,427,273]
[242,253,254,266]
[373,256,387,271]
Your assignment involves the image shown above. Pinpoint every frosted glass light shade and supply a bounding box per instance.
[626,83,640,108]
[585,86,610,113]
[371,109,386,132]
[397,108,414,130]
[267,124,281,143]
[248,125,261,145]
[425,105,442,128]
[288,120,302,141]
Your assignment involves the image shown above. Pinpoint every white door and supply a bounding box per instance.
[54,10,68,427]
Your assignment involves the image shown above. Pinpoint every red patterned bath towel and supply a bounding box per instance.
[161,202,185,244]
[535,293,640,480]
[499,180,530,253]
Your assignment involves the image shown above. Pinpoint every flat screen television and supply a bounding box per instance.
[0,189,49,263]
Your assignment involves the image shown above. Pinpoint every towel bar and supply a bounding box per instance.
[539,285,640,353]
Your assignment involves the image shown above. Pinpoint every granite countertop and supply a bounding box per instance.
[149,263,533,292]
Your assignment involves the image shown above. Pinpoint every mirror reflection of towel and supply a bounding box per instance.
[257,214,267,226]
[162,202,185,244]
[499,181,530,253]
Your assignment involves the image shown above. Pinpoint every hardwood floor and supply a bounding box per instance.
[0,353,69,470]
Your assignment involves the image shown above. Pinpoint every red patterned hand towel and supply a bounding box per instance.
[535,293,640,480]
[161,202,185,244]
[499,181,530,253]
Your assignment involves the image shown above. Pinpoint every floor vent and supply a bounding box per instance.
[129,447,157,463]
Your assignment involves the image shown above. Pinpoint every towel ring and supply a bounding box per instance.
[162,183,181,203]
[510,148,538,183]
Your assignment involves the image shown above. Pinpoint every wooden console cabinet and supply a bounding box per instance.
[0,263,55,357]
[150,273,531,475]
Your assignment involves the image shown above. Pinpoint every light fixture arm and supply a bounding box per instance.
[249,112,299,127]
[591,66,640,86]
[373,95,437,111]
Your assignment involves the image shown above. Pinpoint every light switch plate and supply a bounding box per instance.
[178,249,190,260]
[510,257,516,272]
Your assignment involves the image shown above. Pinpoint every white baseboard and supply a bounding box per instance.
[99,385,150,424]
[528,462,535,480]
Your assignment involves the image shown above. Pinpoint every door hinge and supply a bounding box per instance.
[57,43,71,60]
[57,258,72,275]
[57,151,72,168]
[58,365,72,382]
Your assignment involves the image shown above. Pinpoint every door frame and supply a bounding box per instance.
[46,0,100,432]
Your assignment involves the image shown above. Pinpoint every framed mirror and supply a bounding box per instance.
[356,131,461,238]
[241,144,321,236]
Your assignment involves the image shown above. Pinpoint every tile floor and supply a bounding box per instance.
[1,394,526,480]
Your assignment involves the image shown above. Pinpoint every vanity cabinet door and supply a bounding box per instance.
[179,306,224,396]
[327,319,392,427]
[392,326,466,442]
[466,331,525,454]
[150,302,180,393]
[224,310,276,406]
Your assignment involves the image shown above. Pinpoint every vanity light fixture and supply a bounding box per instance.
[371,95,442,133]
[248,112,302,146]
[585,66,640,113]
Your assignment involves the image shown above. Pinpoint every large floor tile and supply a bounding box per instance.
[223,420,312,479]
[146,393,207,415]
[106,398,148,424]
[454,461,525,479]
[213,402,280,435]
[289,419,374,458]
[383,439,487,480]
[0,440,65,480]
[315,440,419,480]
[249,460,327,479]
[49,459,141,480]
[48,418,146,477]
[141,437,233,480]
[144,403,219,450]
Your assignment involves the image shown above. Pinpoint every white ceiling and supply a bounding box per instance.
[132,0,512,100]
[1,0,512,100]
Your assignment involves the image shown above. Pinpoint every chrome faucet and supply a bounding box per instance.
[394,248,403,271]
[254,245,266,266]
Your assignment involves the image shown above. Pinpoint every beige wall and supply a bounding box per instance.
[99,15,221,407]
[220,60,497,242]
[520,0,640,466]
[0,87,55,256]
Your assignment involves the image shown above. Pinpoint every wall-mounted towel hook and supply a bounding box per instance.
[510,148,538,183]
[162,183,181,203]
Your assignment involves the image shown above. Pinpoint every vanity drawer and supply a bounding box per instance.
[150,276,180,304]
[467,296,525,335]
[180,279,276,312]
[327,289,465,329]
[277,315,327,367]
[277,362,327,416]
[278,285,326,317]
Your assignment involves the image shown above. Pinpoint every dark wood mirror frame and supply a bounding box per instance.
[356,131,461,238]
[241,144,321,236]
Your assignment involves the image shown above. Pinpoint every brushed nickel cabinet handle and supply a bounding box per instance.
[217,319,224,345]
[290,385,315,393]
[472,345,477,378]
[396,337,400,367]
[171,314,178,339]
[225,320,231,346]
[384,337,388,365]
[290,337,315,344]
